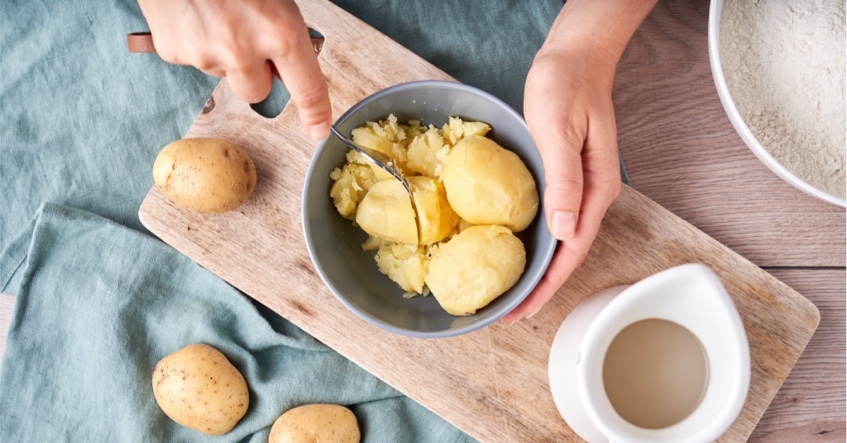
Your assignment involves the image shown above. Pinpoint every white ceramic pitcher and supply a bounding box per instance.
[548,263,750,443]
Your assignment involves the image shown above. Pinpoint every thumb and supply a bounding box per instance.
[530,119,586,242]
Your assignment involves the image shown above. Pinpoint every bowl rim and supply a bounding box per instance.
[707,0,845,208]
[301,79,557,338]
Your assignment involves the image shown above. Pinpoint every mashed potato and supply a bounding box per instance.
[330,115,536,315]
[363,237,435,296]
[329,151,378,219]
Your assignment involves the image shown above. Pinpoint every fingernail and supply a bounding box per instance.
[551,211,576,241]
[309,121,330,140]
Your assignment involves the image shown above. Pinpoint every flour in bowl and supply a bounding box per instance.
[720,0,845,199]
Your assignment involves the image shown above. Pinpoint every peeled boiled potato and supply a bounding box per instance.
[269,404,360,443]
[152,138,257,213]
[356,176,459,245]
[330,116,539,311]
[355,180,417,245]
[408,176,460,245]
[425,225,526,316]
[441,135,538,232]
[152,343,249,436]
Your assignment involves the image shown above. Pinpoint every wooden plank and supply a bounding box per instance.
[137,2,821,440]
[752,269,846,441]
[139,170,821,442]
[615,0,846,268]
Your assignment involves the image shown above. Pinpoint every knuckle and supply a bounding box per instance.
[293,81,329,115]
[155,46,181,64]
[218,42,247,70]
[297,82,327,107]
[549,177,585,196]
[267,35,300,58]
[557,122,587,153]
[191,53,218,72]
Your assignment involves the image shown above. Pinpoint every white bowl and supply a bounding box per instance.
[549,264,750,443]
[708,0,846,208]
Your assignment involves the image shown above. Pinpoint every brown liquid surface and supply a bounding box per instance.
[602,319,708,429]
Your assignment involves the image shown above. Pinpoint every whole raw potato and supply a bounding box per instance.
[153,138,257,213]
[441,135,539,232]
[152,343,250,436]
[425,225,527,316]
[269,404,360,443]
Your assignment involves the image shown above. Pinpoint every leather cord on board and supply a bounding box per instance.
[127,32,157,53]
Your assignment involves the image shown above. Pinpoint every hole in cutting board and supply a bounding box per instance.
[249,28,325,119]
[309,28,325,55]
[250,78,290,119]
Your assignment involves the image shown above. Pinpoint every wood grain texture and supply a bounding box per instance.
[615,0,845,268]
[136,1,821,441]
[617,4,847,439]
[751,269,846,441]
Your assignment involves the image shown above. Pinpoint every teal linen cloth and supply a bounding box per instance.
[0,0,605,440]
[0,203,468,441]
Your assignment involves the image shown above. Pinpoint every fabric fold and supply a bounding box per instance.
[0,203,472,442]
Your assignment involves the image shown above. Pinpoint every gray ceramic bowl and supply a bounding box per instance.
[302,80,556,338]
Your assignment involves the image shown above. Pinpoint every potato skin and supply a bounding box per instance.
[269,404,360,443]
[152,343,250,436]
[152,138,257,213]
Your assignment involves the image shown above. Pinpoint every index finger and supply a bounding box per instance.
[270,30,331,140]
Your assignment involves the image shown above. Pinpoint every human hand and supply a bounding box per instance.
[502,0,656,324]
[137,0,332,139]
[501,43,622,325]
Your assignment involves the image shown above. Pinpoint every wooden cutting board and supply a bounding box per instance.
[138,1,820,441]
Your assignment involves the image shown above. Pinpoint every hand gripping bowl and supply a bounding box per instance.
[302,80,557,338]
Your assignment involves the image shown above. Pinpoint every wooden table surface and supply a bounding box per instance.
[613,1,845,441]
[0,0,843,441]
